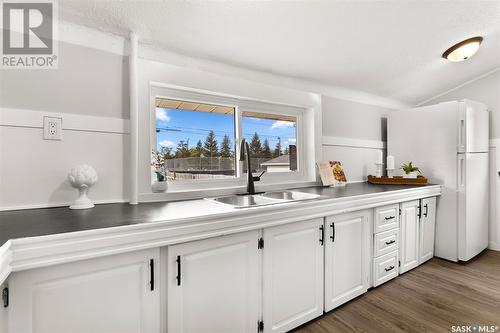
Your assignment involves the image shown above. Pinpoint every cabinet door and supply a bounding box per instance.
[420,197,437,264]
[400,200,420,273]
[324,210,371,312]
[168,231,259,333]
[8,248,160,333]
[0,282,6,333]
[263,219,324,333]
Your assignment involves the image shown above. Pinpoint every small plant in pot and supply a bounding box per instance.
[401,161,421,179]
[151,149,168,193]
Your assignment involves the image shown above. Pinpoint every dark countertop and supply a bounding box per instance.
[0,183,438,247]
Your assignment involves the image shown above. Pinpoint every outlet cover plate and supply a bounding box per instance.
[43,116,63,140]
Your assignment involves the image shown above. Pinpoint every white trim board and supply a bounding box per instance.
[322,136,386,149]
[0,107,130,134]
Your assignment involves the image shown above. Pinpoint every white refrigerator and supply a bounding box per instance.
[387,100,489,262]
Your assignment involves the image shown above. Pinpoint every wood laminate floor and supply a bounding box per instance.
[295,250,500,333]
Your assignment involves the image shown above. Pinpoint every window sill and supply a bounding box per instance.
[139,180,321,203]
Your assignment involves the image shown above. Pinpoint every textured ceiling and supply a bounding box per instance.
[60,1,500,105]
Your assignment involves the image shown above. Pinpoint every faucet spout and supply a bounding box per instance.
[240,139,256,194]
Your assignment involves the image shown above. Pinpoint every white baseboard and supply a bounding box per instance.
[488,242,500,252]
[322,136,385,149]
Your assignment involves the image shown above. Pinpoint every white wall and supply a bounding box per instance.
[0,42,129,118]
[421,68,500,139]
[0,24,405,209]
[421,69,500,251]
[0,41,130,210]
[321,96,393,182]
[489,144,500,251]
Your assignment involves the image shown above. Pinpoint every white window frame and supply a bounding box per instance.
[149,84,313,196]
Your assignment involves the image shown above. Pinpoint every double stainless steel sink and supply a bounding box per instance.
[206,190,320,208]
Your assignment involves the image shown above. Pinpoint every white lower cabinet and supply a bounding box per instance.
[324,210,371,312]
[0,282,7,333]
[400,197,437,274]
[167,230,260,333]
[400,200,420,274]
[419,197,437,264]
[262,219,324,333]
[8,248,160,333]
[2,196,438,333]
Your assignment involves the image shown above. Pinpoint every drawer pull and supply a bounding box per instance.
[385,265,395,272]
[385,240,396,245]
[384,216,395,220]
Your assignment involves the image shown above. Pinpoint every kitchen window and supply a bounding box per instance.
[151,86,308,192]
[241,111,298,174]
[154,98,237,182]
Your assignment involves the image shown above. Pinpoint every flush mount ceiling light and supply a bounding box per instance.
[442,37,483,62]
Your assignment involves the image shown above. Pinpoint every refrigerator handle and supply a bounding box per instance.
[459,155,465,187]
[458,119,465,151]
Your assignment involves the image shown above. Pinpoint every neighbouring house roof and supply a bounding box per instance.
[260,155,290,166]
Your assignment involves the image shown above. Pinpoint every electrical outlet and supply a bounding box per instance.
[43,116,63,140]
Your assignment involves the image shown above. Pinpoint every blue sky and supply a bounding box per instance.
[156,108,296,153]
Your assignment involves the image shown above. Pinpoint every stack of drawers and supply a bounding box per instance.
[372,204,400,287]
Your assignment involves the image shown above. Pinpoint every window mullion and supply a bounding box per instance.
[235,106,242,178]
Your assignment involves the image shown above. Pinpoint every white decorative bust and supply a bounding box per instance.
[68,164,98,209]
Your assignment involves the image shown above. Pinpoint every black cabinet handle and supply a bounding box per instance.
[385,240,396,245]
[149,259,155,291]
[330,223,335,242]
[2,288,8,308]
[319,225,324,245]
[384,216,395,220]
[417,205,422,218]
[176,255,181,286]
[385,265,395,272]
[424,204,428,218]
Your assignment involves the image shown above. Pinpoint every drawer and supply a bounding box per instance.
[374,204,399,233]
[373,250,398,287]
[373,228,399,257]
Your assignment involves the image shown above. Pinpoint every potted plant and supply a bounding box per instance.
[401,161,421,179]
[151,150,168,192]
